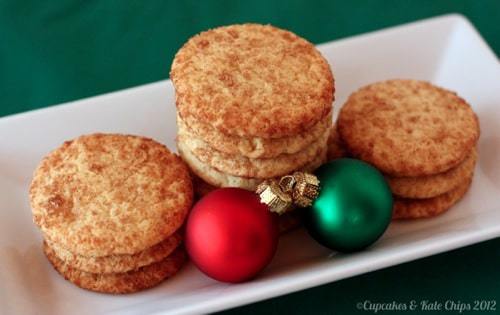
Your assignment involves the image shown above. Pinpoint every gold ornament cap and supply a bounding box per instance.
[291,172,320,207]
[256,180,292,215]
[256,171,321,215]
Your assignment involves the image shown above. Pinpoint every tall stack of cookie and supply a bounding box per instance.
[337,80,479,219]
[30,134,193,293]
[170,24,334,197]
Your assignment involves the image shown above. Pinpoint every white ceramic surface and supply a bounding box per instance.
[0,14,499,315]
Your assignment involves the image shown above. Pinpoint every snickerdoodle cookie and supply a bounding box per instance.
[387,149,476,199]
[48,232,182,274]
[30,133,192,257]
[44,242,186,294]
[338,79,479,177]
[172,24,334,226]
[31,134,192,293]
[171,23,334,139]
[178,139,327,190]
[177,128,329,179]
[393,176,472,219]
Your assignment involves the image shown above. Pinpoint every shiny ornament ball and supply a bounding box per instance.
[303,158,393,252]
[185,187,279,283]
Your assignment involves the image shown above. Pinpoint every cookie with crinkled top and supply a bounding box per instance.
[393,176,472,219]
[171,23,334,139]
[44,242,186,294]
[177,112,332,159]
[387,148,476,199]
[177,125,329,178]
[177,138,327,190]
[47,232,182,274]
[30,133,193,257]
[338,80,479,177]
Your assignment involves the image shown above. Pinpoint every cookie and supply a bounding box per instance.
[388,148,477,199]
[44,242,186,294]
[177,127,329,178]
[30,133,193,257]
[48,232,182,274]
[338,80,479,177]
[393,176,472,219]
[177,112,332,159]
[178,139,327,190]
[327,125,348,160]
[171,23,334,139]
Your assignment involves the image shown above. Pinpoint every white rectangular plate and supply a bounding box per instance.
[1,14,499,315]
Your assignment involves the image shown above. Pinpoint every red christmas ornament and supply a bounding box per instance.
[185,187,279,283]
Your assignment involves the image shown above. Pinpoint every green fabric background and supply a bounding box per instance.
[1,0,499,314]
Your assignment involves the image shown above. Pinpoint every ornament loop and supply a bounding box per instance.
[278,175,296,193]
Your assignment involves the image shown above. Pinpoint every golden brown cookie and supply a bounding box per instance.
[48,232,182,274]
[393,176,472,219]
[30,133,193,257]
[177,113,332,159]
[178,139,327,190]
[44,242,186,294]
[177,127,329,178]
[327,125,348,160]
[338,80,479,177]
[177,112,332,159]
[388,148,477,199]
[171,23,334,139]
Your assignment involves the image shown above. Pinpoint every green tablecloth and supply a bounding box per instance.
[1,1,498,314]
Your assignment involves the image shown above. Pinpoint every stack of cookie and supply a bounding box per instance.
[170,24,334,197]
[30,134,193,293]
[337,80,479,219]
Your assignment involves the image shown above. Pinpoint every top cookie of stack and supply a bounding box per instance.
[337,79,480,219]
[171,24,334,192]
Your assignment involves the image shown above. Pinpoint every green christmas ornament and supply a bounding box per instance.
[302,158,393,252]
[256,158,393,252]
